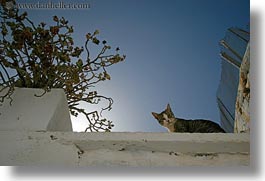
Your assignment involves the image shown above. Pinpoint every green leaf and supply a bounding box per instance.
[40,22,46,27]
[53,16,59,22]
[68,26,74,33]
[93,29,99,35]
[19,12,27,20]
[92,37,100,45]
[1,29,8,36]
[60,17,68,24]
[104,72,111,80]
[86,33,91,39]
[6,21,16,28]
[76,59,83,68]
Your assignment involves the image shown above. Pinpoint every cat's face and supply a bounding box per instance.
[152,104,176,131]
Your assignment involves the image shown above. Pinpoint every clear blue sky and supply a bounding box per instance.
[17,0,249,132]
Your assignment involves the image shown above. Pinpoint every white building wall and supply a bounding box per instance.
[0,88,72,131]
[0,88,249,166]
[234,43,250,133]
[0,132,249,166]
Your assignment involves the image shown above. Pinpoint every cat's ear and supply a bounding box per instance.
[152,112,159,119]
[166,103,171,111]
[166,103,175,117]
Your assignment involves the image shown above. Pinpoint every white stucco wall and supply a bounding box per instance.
[0,132,249,166]
[0,87,249,166]
[0,87,72,131]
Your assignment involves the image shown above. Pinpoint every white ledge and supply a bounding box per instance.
[0,132,249,166]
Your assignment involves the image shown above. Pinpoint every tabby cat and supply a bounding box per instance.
[152,104,225,133]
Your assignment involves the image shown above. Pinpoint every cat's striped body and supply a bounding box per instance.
[152,104,225,133]
[172,118,225,133]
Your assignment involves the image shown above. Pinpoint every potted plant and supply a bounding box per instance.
[0,0,125,132]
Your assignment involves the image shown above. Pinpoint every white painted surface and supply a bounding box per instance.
[0,88,249,166]
[0,132,249,166]
[0,88,72,131]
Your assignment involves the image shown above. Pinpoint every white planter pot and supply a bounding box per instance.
[0,87,72,131]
